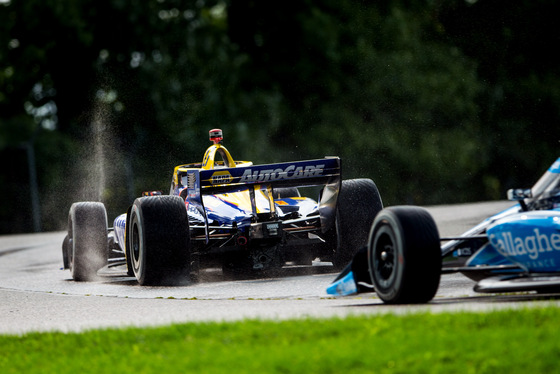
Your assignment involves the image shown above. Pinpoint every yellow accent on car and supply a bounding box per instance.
[213,189,271,213]
[202,144,236,170]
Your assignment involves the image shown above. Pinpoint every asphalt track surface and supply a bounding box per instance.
[2,200,560,335]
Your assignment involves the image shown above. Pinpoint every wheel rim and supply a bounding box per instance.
[129,208,143,277]
[130,217,142,277]
[376,234,395,281]
[132,223,140,265]
[372,226,398,290]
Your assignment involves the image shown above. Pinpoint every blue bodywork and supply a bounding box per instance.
[464,208,560,273]
[448,157,560,281]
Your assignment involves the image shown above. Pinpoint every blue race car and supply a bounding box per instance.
[62,129,383,285]
[328,157,560,303]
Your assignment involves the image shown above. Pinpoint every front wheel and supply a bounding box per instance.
[368,206,441,304]
[128,195,191,286]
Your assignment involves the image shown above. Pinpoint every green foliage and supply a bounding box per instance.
[2,307,560,373]
[0,0,558,232]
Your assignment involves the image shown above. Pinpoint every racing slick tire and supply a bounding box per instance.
[332,178,383,270]
[274,187,301,199]
[367,206,441,304]
[67,202,108,281]
[62,234,70,269]
[128,195,191,286]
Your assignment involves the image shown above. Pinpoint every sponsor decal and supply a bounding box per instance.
[489,228,560,261]
[202,147,212,168]
[113,214,127,247]
[114,214,126,230]
[185,198,206,222]
[211,171,233,185]
[239,164,325,183]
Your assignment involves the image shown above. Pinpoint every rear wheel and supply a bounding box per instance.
[273,187,301,199]
[67,202,108,281]
[368,206,441,304]
[333,178,383,269]
[128,196,191,286]
[62,234,70,269]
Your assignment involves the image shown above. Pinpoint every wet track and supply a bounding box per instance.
[2,200,560,335]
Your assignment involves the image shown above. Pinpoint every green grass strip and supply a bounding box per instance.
[1,306,560,374]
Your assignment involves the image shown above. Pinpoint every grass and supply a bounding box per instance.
[1,306,560,374]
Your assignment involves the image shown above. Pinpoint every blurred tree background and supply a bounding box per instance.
[0,0,558,233]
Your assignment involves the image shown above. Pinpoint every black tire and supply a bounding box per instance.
[367,206,441,304]
[62,234,70,269]
[273,187,301,199]
[128,195,191,286]
[68,202,108,281]
[333,178,383,269]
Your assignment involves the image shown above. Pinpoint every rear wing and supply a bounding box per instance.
[174,157,341,237]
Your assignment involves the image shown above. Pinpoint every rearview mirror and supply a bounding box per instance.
[507,188,532,201]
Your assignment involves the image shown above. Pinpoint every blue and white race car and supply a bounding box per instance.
[62,129,383,285]
[328,157,560,303]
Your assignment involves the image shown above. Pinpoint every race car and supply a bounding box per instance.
[62,129,383,285]
[327,157,560,304]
